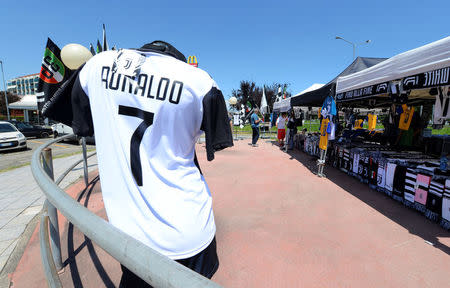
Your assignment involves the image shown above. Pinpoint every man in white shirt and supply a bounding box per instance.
[276,112,287,147]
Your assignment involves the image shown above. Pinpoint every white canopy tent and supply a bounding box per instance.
[336,36,450,103]
[8,95,39,123]
[273,84,325,112]
[8,95,38,110]
[292,83,325,97]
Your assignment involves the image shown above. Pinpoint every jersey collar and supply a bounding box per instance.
[137,41,186,62]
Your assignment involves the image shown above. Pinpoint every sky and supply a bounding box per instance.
[0,0,449,101]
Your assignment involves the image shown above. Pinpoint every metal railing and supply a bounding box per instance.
[31,134,222,288]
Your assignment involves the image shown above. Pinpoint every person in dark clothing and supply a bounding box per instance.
[250,108,262,147]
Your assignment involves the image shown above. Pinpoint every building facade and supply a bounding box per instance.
[6,73,40,123]
[7,73,39,96]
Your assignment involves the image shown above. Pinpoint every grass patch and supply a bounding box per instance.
[236,122,450,135]
[53,148,96,160]
[0,162,31,173]
[431,125,450,135]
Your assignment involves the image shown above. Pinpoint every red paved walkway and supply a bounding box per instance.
[10,140,450,287]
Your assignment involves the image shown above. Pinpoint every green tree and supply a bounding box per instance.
[231,80,256,110]
[0,91,20,119]
[231,81,291,114]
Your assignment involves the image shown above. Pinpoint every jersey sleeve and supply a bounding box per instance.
[201,86,233,161]
[71,64,94,137]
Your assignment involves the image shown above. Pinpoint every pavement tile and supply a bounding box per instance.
[31,197,46,207]
[0,219,12,229]
[0,240,14,255]
[0,239,18,257]
[0,195,23,206]
[0,198,17,210]
[0,208,27,228]
[3,196,40,210]
[0,225,26,242]
[22,206,42,216]
[0,154,98,283]
[0,255,9,272]
[5,213,36,227]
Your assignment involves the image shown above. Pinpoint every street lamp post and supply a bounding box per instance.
[0,60,10,121]
[335,36,371,60]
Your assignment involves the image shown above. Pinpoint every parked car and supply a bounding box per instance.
[9,121,53,138]
[52,123,95,145]
[0,121,27,151]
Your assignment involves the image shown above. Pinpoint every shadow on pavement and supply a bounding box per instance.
[65,175,115,288]
[284,147,450,256]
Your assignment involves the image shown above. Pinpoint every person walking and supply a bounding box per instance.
[250,108,262,147]
[53,41,233,287]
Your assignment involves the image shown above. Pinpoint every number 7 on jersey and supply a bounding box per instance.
[118,105,154,186]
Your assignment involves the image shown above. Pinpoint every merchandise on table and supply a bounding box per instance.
[414,174,431,213]
[292,123,450,230]
[328,141,450,230]
[385,163,396,194]
[426,180,443,221]
[442,180,450,229]
[403,168,417,207]
[377,158,387,194]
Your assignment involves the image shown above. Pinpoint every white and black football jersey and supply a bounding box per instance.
[70,46,232,259]
[433,86,450,125]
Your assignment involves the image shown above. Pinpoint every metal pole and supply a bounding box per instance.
[0,61,10,121]
[309,111,312,132]
[336,37,371,61]
[352,43,356,60]
[42,148,63,271]
[82,137,88,187]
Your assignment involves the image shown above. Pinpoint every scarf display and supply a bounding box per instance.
[442,180,450,223]
[414,174,431,213]
[426,180,444,221]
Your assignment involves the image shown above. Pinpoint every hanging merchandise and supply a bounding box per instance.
[319,118,330,150]
[321,95,337,118]
[433,86,450,125]
[293,107,303,119]
[398,104,415,131]
[354,119,363,130]
[328,121,336,140]
[367,113,377,130]
[389,104,396,124]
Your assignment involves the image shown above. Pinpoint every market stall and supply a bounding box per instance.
[335,36,450,107]
[296,37,450,230]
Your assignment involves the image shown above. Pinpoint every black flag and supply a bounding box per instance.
[89,43,96,56]
[36,38,72,112]
[102,24,109,51]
